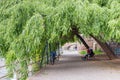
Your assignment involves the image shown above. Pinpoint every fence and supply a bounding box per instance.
[114,48,120,56]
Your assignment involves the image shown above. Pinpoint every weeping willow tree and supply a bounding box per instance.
[0,0,120,79]
[44,0,120,59]
[0,0,52,79]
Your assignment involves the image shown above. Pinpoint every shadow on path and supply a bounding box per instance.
[29,50,120,80]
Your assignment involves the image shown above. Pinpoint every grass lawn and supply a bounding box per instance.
[80,49,103,55]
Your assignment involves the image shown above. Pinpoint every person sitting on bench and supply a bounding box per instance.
[83,48,95,60]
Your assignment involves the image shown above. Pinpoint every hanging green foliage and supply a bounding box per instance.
[0,0,120,79]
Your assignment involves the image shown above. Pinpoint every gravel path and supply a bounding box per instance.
[29,50,120,80]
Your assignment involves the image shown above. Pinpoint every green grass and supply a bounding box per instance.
[94,49,103,55]
[80,49,103,55]
[80,50,86,55]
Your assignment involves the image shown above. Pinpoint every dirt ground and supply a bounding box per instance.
[29,50,120,80]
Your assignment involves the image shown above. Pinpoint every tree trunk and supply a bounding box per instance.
[72,27,89,49]
[72,27,116,59]
[75,33,89,49]
[91,35,117,59]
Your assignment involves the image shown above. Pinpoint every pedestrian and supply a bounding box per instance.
[50,51,56,64]
[82,48,94,60]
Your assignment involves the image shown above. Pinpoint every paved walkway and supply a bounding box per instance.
[0,58,8,80]
[29,50,120,80]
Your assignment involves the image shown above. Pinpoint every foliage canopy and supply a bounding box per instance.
[0,0,120,79]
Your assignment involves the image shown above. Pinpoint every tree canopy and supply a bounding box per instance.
[0,0,120,79]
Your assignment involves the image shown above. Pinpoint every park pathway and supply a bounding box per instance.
[29,50,120,80]
[0,58,8,80]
